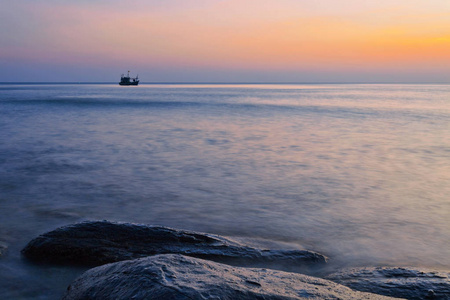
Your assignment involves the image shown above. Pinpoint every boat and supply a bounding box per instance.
[119,71,139,86]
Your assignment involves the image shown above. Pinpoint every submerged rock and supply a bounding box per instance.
[326,267,450,300]
[63,254,398,300]
[0,242,7,257]
[22,221,326,271]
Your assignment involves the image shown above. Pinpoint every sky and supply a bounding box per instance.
[1,0,450,83]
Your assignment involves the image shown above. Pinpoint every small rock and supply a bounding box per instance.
[326,267,450,300]
[63,254,399,300]
[0,242,7,257]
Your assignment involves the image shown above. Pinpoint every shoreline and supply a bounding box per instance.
[19,220,450,299]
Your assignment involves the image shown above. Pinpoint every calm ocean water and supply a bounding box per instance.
[0,83,449,298]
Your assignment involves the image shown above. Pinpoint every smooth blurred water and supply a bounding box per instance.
[0,83,449,298]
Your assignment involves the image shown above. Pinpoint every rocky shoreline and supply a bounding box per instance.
[22,221,449,299]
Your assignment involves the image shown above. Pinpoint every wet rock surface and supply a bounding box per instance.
[326,267,450,300]
[21,221,326,270]
[62,254,399,300]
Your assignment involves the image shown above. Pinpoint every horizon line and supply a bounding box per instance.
[1,81,450,85]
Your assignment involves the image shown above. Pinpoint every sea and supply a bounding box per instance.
[0,83,449,299]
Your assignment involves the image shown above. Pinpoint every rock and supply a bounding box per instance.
[22,221,326,271]
[326,267,450,300]
[0,242,7,257]
[63,254,399,300]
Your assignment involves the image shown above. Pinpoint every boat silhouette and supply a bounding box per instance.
[119,71,139,86]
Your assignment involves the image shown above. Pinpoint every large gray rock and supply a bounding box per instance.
[22,221,326,271]
[326,267,450,300]
[63,254,400,300]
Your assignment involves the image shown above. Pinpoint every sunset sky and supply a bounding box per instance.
[1,0,450,82]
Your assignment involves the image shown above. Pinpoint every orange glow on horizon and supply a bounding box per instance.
[3,1,450,76]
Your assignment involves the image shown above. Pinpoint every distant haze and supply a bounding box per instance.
[1,0,449,83]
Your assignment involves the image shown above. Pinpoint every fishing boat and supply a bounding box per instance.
[119,71,139,86]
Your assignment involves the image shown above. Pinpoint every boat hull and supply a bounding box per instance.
[119,81,139,86]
